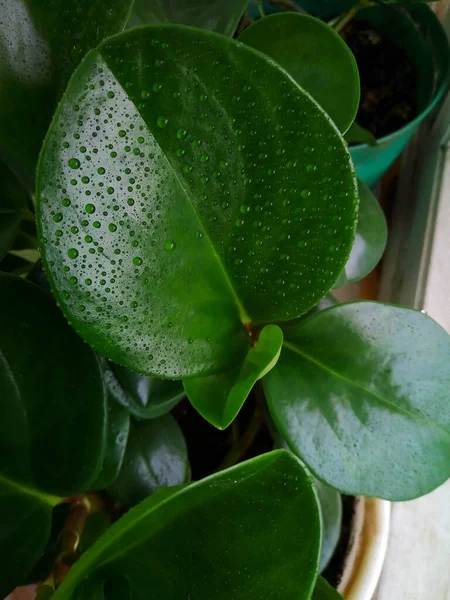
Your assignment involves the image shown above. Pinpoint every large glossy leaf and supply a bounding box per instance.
[312,577,344,600]
[109,414,190,506]
[37,24,358,380]
[93,397,130,490]
[106,362,184,420]
[238,13,360,133]
[184,324,283,429]
[52,450,321,600]
[0,274,107,595]
[264,302,450,500]
[0,160,28,259]
[334,180,387,287]
[129,0,248,36]
[0,0,134,189]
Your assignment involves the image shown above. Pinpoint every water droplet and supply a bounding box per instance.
[127,198,134,206]
[118,130,126,137]
[109,223,117,232]
[62,198,71,207]
[68,158,80,169]
[240,204,249,214]
[69,276,78,285]
[133,256,143,266]
[98,167,105,175]
[68,248,79,259]
[177,128,187,139]
[53,213,63,223]
[107,91,115,99]
[85,203,95,214]
[164,240,176,251]
[157,116,168,129]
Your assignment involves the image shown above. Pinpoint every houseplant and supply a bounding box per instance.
[2,2,450,599]
[246,0,450,185]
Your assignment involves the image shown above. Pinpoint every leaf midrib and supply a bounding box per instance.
[99,50,251,326]
[283,340,450,440]
[0,472,61,507]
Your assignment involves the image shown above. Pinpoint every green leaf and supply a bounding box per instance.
[312,577,344,600]
[0,0,134,189]
[130,0,248,36]
[105,362,184,420]
[344,121,378,147]
[0,161,28,260]
[93,397,130,490]
[184,324,283,429]
[0,274,107,595]
[79,512,112,554]
[37,24,358,380]
[315,479,342,573]
[108,414,190,506]
[264,301,450,500]
[238,13,360,133]
[270,432,341,573]
[334,180,387,287]
[52,450,321,600]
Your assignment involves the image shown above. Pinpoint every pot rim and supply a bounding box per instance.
[338,497,391,600]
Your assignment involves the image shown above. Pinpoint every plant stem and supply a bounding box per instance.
[333,0,374,34]
[216,382,266,472]
[52,494,104,588]
[256,1,265,18]
[269,0,306,13]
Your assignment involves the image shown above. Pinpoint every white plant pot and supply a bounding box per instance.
[338,497,391,600]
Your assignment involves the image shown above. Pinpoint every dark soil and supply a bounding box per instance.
[172,392,273,481]
[342,20,418,139]
[323,495,356,588]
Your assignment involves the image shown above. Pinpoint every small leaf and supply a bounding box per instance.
[37,24,358,380]
[108,414,190,506]
[105,362,184,420]
[52,451,321,600]
[315,479,342,573]
[130,0,248,36]
[184,324,283,429]
[312,577,344,600]
[0,273,107,595]
[264,302,450,500]
[93,397,130,490]
[334,180,387,287]
[238,13,360,133]
[0,161,28,260]
[344,121,378,147]
[0,0,134,189]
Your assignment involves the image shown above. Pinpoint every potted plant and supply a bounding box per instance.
[1,2,450,600]
[245,0,450,185]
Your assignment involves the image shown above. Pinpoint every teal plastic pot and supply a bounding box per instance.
[348,4,450,186]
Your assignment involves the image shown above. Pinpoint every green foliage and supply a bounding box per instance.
[36,24,358,380]
[334,180,387,287]
[0,274,107,595]
[239,12,360,133]
[0,0,448,595]
[52,451,321,600]
[184,324,283,428]
[105,362,184,420]
[108,415,190,506]
[264,301,450,500]
[0,0,133,189]
[129,0,248,35]
[312,577,345,600]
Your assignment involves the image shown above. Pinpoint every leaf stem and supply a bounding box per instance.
[268,0,307,13]
[333,0,375,34]
[216,382,266,472]
[52,493,105,588]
